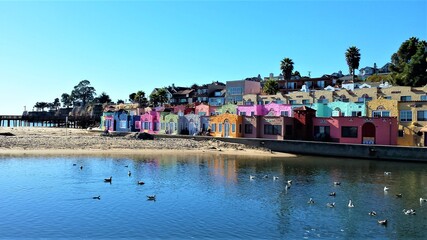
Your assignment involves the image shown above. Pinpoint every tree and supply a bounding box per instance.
[34,102,49,111]
[263,79,279,95]
[280,57,294,81]
[94,92,112,104]
[390,37,427,87]
[61,93,73,108]
[117,99,125,104]
[52,98,60,110]
[293,71,301,78]
[345,46,361,81]
[129,90,148,107]
[149,88,168,106]
[71,80,96,106]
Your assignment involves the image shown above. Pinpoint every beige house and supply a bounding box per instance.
[379,86,427,101]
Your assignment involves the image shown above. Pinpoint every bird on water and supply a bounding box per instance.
[104,176,112,183]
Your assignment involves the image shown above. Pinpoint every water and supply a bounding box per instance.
[0,154,426,239]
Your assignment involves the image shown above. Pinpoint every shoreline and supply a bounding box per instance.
[0,127,296,158]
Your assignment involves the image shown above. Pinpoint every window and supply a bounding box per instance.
[398,130,404,137]
[264,125,282,135]
[232,124,236,132]
[143,122,150,130]
[251,111,255,116]
[211,123,216,132]
[351,111,362,117]
[400,96,412,101]
[240,111,246,116]
[314,126,330,135]
[214,91,222,97]
[341,126,358,138]
[289,100,296,105]
[119,120,127,129]
[228,87,243,95]
[219,123,222,132]
[417,111,427,121]
[153,122,159,131]
[317,80,325,88]
[373,111,390,117]
[198,112,206,116]
[399,110,412,122]
[161,123,165,130]
[302,99,310,104]
[287,82,296,89]
[245,124,253,134]
[239,124,241,133]
[384,96,392,100]
[281,111,289,117]
[421,95,427,101]
[285,125,293,137]
[275,99,283,104]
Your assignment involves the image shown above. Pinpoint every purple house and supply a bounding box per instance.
[139,110,160,134]
[237,103,292,117]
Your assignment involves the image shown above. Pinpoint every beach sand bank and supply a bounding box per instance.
[0,127,296,158]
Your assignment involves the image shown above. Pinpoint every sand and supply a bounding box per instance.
[0,127,296,158]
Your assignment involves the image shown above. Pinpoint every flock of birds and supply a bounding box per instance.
[250,171,427,226]
[73,163,156,201]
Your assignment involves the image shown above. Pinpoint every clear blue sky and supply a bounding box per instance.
[0,0,426,115]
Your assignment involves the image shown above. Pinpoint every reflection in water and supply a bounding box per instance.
[0,154,426,239]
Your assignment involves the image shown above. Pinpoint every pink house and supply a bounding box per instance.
[195,103,211,116]
[237,103,293,117]
[139,110,161,134]
[312,117,398,145]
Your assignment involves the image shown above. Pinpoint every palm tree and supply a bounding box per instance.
[280,58,294,91]
[345,46,361,81]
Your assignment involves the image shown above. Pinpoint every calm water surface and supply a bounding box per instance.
[0,154,426,239]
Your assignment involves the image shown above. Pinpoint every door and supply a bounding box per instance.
[362,122,376,144]
[224,120,230,137]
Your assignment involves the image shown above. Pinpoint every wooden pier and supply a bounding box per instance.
[0,115,100,128]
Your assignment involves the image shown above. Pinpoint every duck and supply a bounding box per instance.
[147,195,156,201]
[287,180,293,185]
[329,192,336,197]
[263,175,269,179]
[378,219,388,225]
[137,181,145,185]
[420,198,427,203]
[273,176,279,181]
[128,171,131,176]
[327,202,335,208]
[403,209,416,215]
[384,186,389,192]
[124,165,129,168]
[348,200,354,208]
[250,175,256,180]
[104,176,112,183]
[80,165,83,170]
[384,171,391,175]
[369,211,377,216]
[92,195,101,200]
[73,163,77,166]
[334,181,341,186]
[308,198,315,204]
[395,193,403,198]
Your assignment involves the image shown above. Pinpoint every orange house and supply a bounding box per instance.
[209,113,243,138]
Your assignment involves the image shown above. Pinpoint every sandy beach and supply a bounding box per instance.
[0,127,296,158]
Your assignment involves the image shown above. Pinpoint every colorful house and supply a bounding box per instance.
[139,110,160,134]
[216,103,237,115]
[396,101,427,147]
[114,109,132,132]
[161,112,179,135]
[100,111,115,130]
[195,103,211,116]
[313,101,366,117]
[178,113,201,135]
[258,116,294,140]
[312,116,398,145]
[209,113,243,138]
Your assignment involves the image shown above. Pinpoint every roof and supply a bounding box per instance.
[293,106,316,112]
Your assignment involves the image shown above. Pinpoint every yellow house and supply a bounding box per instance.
[209,113,243,138]
[380,86,427,101]
[286,91,312,104]
[368,98,427,146]
[334,87,378,103]
[397,101,427,147]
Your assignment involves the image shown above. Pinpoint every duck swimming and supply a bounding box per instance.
[348,200,354,208]
[378,219,387,225]
[308,198,315,204]
[327,202,335,208]
[147,195,156,201]
[104,176,112,183]
[329,192,336,197]
[137,181,145,185]
[369,211,377,216]
[92,195,101,200]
